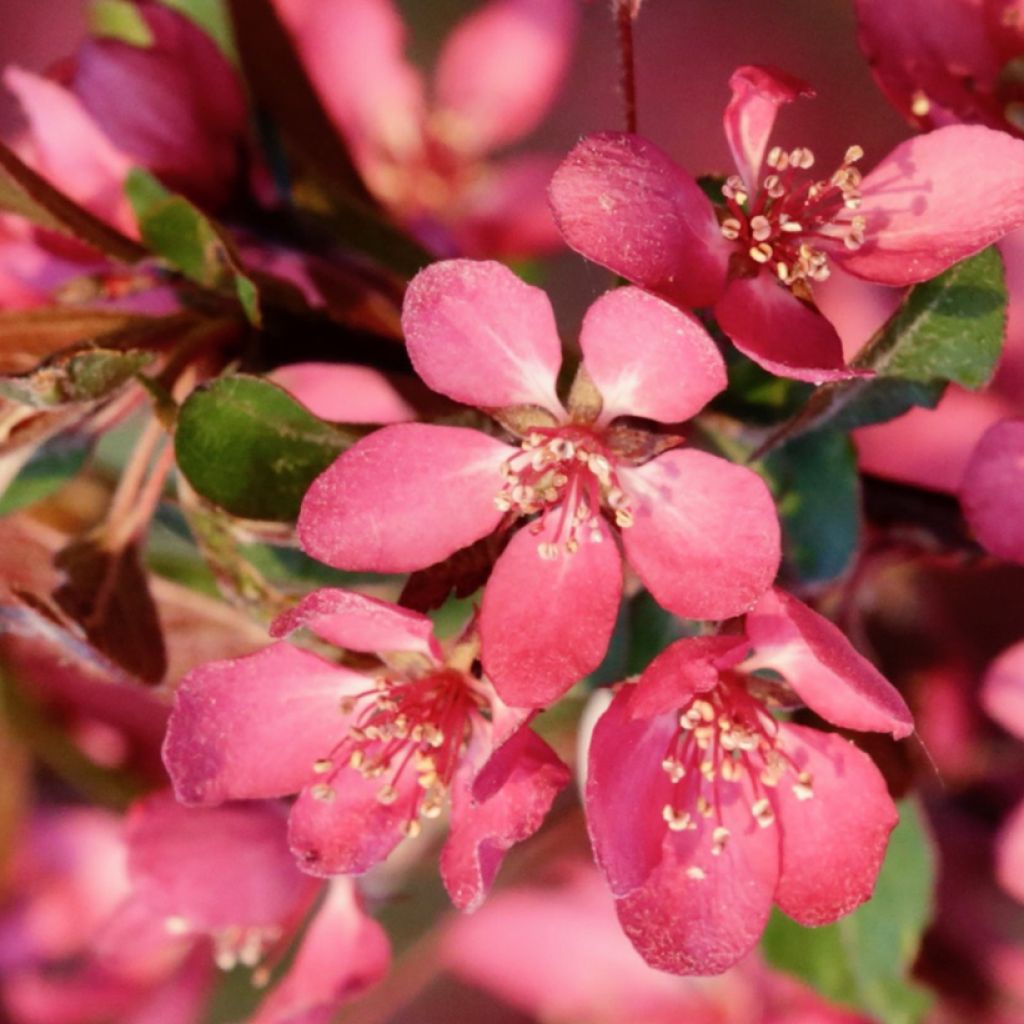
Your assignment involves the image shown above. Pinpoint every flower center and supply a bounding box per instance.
[659,675,814,868]
[494,427,633,559]
[308,668,485,839]
[719,144,866,289]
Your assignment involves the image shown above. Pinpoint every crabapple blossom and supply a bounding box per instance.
[961,418,1024,563]
[549,64,1024,380]
[298,259,781,707]
[163,588,569,911]
[586,589,913,974]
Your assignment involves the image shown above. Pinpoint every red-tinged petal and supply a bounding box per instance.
[961,419,1024,564]
[615,779,780,976]
[723,65,814,190]
[745,589,914,739]
[298,424,513,572]
[402,259,563,412]
[981,641,1024,739]
[4,67,134,234]
[840,125,1024,285]
[248,880,390,1024]
[270,364,416,424]
[125,793,313,933]
[480,516,622,708]
[442,726,569,911]
[629,636,750,719]
[434,0,577,155]
[549,132,729,308]
[163,642,363,804]
[271,588,440,661]
[287,769,417,876]
[579,287,726,426]
[772,723,899,926]
[619,449,780,621]
[274,0,424,162]
[715,275,857,383]
[585,688,677,895]
[996,800,1024,904]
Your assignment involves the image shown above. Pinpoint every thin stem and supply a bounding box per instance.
[616,1,639,133]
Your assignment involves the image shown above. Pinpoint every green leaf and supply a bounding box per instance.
[159,0,236,59]
[762,800,936,1023]
[174,374,360,521]
[89,0,155,45]
[762,429,860,584]
[0,436,89,515]
[0,348,153,408]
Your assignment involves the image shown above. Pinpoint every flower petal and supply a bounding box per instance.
[579,287,726,426]
[402,259,563,412]
[585,688,677,895]
[163,642,362,804]
[298,424,513,572]
[480,516,622,708]
[772,723,899,926]
[981,641,1024,740]
[840,125,1024,285]
[442,725,569,911]
[723,65,814,190]
[271,588,440,661]
[270,364,417,424]
[744,589,914,739]
[715,275,856,383]
[614,777,780,976]
[549,132,729,308]
[620,449,780,621]
[961,419,1024,564]
[995,800,1024,905]
[434,0,577,155]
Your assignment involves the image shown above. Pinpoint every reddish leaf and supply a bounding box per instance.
[400,529,512,613]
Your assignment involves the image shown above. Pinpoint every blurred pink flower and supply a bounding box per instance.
[163,587,568,911]
[273,0,578,257]
[961,418,1024,562]
[298,259,780,707]
[549,64,1024,381]
[586,589,912,974]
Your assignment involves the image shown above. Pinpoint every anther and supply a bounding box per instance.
[312,758,333,775]
[686,866,707,881]
[750,215,772,242]
[751,798,775,828]
[792,771,814,801]
[400,819,422,839]
[749,242,773,264]
[376,783,398,805]
[711,826,731,855]
[661,757,686,783]
[311,783,336,803]
[662,805,696,831]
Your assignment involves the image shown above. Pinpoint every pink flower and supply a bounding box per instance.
[585,588,913,975]
[298,259,781,707]
[162,588,569,911]
[961,418,1024,563]
[274,0,577,257]
[549,64,1024,381]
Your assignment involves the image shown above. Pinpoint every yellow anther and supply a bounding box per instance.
[312,758,333,775]
[311,783,336,803]
[661,757,686,783]
[751,798,775,828]
[662,805,696,831]
[686,866,707,881]
[844,144,864,164]
[749,242,773,263]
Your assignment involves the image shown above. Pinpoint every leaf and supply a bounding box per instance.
[0,348,153,408]
[762,429,860,584]
[0,435,89,514]
[761,800,936,1023]
[125,169,261,324]
[0,138,147,262]
[174,374,359,521]
[89,0,156,45]
[400,531,513,613]
[52,537,168,684]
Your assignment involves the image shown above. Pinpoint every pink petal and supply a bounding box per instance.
[274,0,424,163]
[480,516,623,708]
[248,880,390,1024]
[579,287,726,426]
[548,132,729,308]
[434,0,577,155]
[297,424,513,572]
[981,641,1024,740]
[441,726,569,911]
[619,449,780,621]
[269,364,416,424]
[585,688,678,895]
[629,635,750,719]
[723,65,814,190]
[287,768,417,876]
[715,275,856,383]
[772,724,899,926]
[961,419,1024,564]
[614,778,780,975]
[995,800,1024,904]
[744,589,914,739]
[402,259,563,413]
[271,588,440,661]
[5,67,134,234]
[840,125,1024,285]
[125,793,313,933]
[163,642,363,804]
